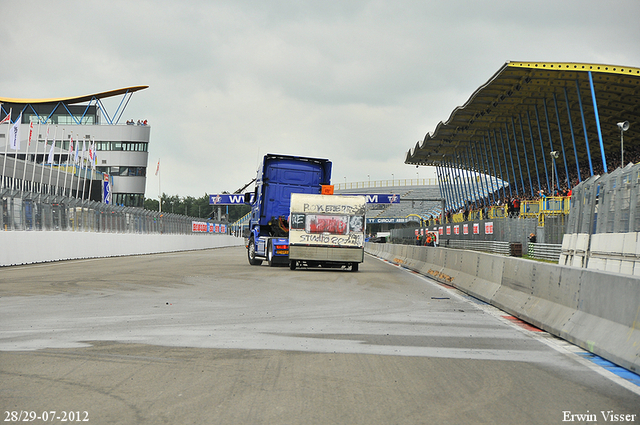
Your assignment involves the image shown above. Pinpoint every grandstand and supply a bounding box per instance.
[335,183,442,226]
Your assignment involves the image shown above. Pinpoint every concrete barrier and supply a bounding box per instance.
[365,242,640,374]
[0,231,245,266]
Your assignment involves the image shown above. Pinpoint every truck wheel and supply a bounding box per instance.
[351,262,359,272]
[267,241,276,267]
[289,260,296,270]
[248,239,263,266]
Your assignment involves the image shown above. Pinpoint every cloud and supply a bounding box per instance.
[3,0,640,198]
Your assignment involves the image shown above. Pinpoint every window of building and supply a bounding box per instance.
[113,193,144,208]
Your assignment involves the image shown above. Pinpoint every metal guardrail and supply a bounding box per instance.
[442,239,511,255]
[335,178,439,191]
[528,243,563,262]
[1,189,225,234]
[446,197,570,226]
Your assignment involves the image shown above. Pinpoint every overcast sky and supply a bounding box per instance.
[3,0,640,198]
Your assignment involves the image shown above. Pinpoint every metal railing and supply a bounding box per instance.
[335,178,438,191]
[527,243,563,261]
[1,189,226,234]
[443,196,571,226]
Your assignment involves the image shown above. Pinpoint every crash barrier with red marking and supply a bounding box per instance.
[365,242,640,374]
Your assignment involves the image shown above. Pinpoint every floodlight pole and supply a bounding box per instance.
[621,128,624,168]
[550,151,557,195]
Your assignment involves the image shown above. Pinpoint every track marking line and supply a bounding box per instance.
[371,253,640,396]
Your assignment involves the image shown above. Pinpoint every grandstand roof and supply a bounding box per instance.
[405,61,640,173]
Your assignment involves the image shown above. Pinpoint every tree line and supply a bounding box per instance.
[144,193,250,223]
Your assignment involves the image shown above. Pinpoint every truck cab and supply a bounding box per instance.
[246,154,332,266]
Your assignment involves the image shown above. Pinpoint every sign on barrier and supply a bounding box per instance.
[485,222,494,235]
[209,193,401,205]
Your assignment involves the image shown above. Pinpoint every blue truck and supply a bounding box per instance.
[245,153,332,267]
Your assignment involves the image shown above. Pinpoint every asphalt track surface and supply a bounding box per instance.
[0,246,638,425]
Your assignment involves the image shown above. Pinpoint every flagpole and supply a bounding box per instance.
[39,125,50,194]
[73,135,79,197]
[63,130,73,197]
[81,138,87,201]
[75,137,84,199]
[1,108,12,190]
[30,121,41,193]
[22,121,34,192]
[54,126,63,196]
[157,158,161,213]
[47,126,57,195]
[10,112,23,191]
[87,138,95,202]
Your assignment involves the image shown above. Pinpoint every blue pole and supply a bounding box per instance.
[518,115,535,197]
[542,98,560,192]
[491,130,508,199]
[447,159,460,208]
[526,111,542,193]
[446,161,459,210]
[442,165,454,216]
[454,154,469,204]
[445,160,459,209]
[510,118,526,196]
[475,142,492,204]
[588,71,607,174]
[470,145,484,202]
[466,148,479,205]
[564,86,581,183]
[534,104,551,193]
[482,136,498,203]
[441,163,455,211]
[436,166,449,213]
[451,156,466,208]
[575,78,594,176]
[500,126,518,196]
[553,93,571,188]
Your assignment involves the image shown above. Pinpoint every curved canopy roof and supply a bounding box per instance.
[0,85,149,105]
[405,61,640,177]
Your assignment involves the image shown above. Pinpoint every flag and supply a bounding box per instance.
[81,139,86,163]
[90,140,96,169]
[28,122,33,146]
[47,140,55,164]
[155,159,160,176]
[68,134,74,155]
[0,108,10,125]
[9,112,22,150]
[74,136,80,163]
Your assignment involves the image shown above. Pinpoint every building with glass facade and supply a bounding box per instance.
[0,86,150,207]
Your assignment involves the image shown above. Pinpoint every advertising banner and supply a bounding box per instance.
[209,193,401,206]
[192,221,208,232]
[209,194,252,205]
[102,175,111,204]
[289,194,366,248]
[485,221,494,235]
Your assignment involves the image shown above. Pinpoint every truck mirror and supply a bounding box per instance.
[244,192,252,204]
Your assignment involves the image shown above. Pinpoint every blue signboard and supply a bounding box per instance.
[103,176,111,204]
[367,217,409,224]
[209,194,253,205]
[209,193,400,205]
[355,194,401,204]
